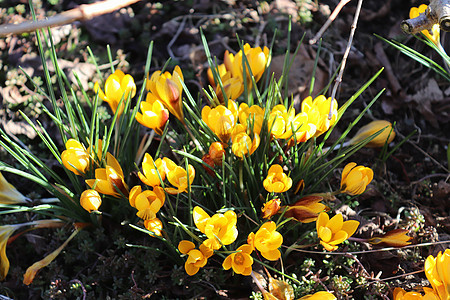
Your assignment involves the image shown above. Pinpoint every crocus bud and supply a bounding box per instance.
[80,189,102,212]
[349,120,395,148]
[261,198,281,219]
[340,163,373,196]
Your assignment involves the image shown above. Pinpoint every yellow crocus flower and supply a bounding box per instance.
[86,152,129,197]
[135,93,169,136]
[222,244,253,276]
[301,95,338,137]
[94,69,136,116]
[144,217,163,237]
[202,101,238,143]
[131,186,165,220]
[193,206,238,250]
[263,164,292,193]
[231,124,260,158]
[162,158,195,195]
[79,189,102,212]
[349,120,395,148]
[425,249,450,300]
[340,162,373,196]
[368,229,412,248]
[316,212,359,251]
[248,221,283,261]
[238,103,264,135]
[392,287,439,300]
[298,291,337,300]
[61,139,90,176]
[261,198,281,219]
[138,153,166,187]
[283,195,327,223]
[178,240,213,276]
[146,66,184,123]
[0,172,27,204]
[410,5,440,47]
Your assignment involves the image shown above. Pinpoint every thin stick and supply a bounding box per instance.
[329,0,364,119]
[0,0,141,37]
[309,0,351,45]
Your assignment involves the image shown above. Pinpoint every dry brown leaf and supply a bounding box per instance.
[2,120,38,139]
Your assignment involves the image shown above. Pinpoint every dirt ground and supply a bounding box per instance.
[0,0,449,299]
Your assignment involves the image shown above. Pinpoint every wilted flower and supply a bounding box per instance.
[248,221,283,261]
[231,124,260,158]
[283,196,327,223]
[0,172,27,204]
[0,225,20,280]
[265,276,295,300]
[129,186,165,220]
[349,120,395,148]
[86,152,129,197]
[238,103,264,135]
[298,291,337,300]
[163,158,195,194]
[80,189,102,212]
[144,217,163,237]
[301,95,337,137]
[223,244,253,276]
[261,199,281,219]
[425,249,450,299]
[340,162,373,196]
[202,101,238,143]
[138,153,166,187]
[368,229,412,247]
[263,164,292,193]
[209,142,225,166]
[61,139,90,176]
[146,66,184,122]
[193,206,238,250]
[410,5,440,47]
[135,93,170,136]
[178,240,213,276]
[316,212,359,251]
[94,69,136,116]
[24,226,83,285]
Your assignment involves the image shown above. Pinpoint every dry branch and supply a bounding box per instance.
[0,0,141,37]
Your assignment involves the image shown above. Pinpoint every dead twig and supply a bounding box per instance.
[0,0,141,37]
[329,0,364,119]
[309,0,351,45]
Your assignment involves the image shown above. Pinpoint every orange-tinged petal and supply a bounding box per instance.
[23,228,81,285]
[178,240,195,254]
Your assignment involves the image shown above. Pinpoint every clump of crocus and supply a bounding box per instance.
[301,95,338,137]
[144,218,163,237]
[61,139,90,176]
[231,124,260,158]
[222,244,253,276]
[282,196,327,223]
[349,120,395,148]
[248,221,283,261]
[261,198,281,219]
[410,5,440,47]
[0,172,27,204]
[340,162,373,196]
[163,157,195,195]
[368,229,412,247]
[80,189,102,212]
[138,153,166,187]
[263,164,292,193]
[178,240,213,276]
[316,212,359,251]
[86,153,129,197]
[135,93,169,136]
[94,69,136,116]
[146,66,184,123]
[128,186,165,220]
[202,101,238,143]
[193,206,238,250]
